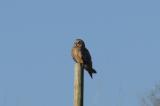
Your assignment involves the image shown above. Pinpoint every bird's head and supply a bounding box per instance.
[74,39,85,48]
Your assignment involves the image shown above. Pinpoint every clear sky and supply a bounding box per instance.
[0,0,160,106]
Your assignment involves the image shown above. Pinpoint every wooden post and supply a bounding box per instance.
[74,63,84,106]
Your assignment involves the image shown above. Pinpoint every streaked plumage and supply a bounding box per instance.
[72,39,97,78]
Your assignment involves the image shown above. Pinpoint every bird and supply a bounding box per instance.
[71,39,97,78]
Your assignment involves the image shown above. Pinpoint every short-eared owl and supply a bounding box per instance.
[71,39,96,78]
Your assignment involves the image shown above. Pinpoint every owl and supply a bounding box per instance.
[72,39,97,78]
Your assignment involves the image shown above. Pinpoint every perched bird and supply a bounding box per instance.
[71,39,97,78]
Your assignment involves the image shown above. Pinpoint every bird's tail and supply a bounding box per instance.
[83,65,97,78]
[88,68,97,79]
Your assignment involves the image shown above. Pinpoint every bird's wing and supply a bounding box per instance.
[83,48,92,67]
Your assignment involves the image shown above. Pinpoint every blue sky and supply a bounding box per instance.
[0,0,160,106]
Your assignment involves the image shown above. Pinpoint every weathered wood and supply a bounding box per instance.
[74,63,84,106]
